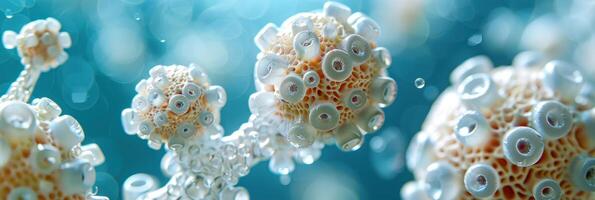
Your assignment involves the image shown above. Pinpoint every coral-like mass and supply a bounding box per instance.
[402,53,595,200]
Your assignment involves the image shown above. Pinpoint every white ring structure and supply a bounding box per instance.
[532,178,562,200]
[457,73,499,108]
[123,173,160,200]
[424,161,462,200]
[450,55,493,85]
[569,154,595,191]
[454,111,491,147]
[502,127,545,167]
[531,101,572,139]
[463,163,499,198]
[543,60,584,101]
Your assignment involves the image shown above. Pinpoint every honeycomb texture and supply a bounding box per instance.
[251,2,396,151]
[266,14,382,126]
[0,17,105,200]
[1,131,83,200]
[0,99,104,200]
[121,3,397,200]
[403,53,595,200]
[121,64,225,150]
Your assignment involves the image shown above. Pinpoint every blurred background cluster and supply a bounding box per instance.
[0,0,592,199]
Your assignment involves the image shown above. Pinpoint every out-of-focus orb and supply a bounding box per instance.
[292,164,362,200]
[482,8,524,52]
[521,15,568,58]
[402,52,595,199]
[371,0,428,47]
[369,127,405,179]
[575,35,595,83]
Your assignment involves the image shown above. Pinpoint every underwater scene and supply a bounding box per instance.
[0,0,594,199]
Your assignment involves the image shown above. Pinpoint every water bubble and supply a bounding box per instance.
[468,34,483,46]
[415,78,425,89]
[133,12,143,21]
[1,2,23,19]
[160,39,166,43]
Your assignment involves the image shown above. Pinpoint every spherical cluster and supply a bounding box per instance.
[120,3,394,199]
[250,1,396,152]
[121,64,226,150]
[2,17,71,72]
[121,2,395,199]
[0,98,105,200]
[0,18,106,200]
[402,53,595,200]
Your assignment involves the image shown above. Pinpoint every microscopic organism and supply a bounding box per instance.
[121,64,226,150]
[2,17,70,73]
[121,2,397,200]
[251,0,395,152]
[121,64,253,200]
[402,52,594,200]
[0,18,107,200]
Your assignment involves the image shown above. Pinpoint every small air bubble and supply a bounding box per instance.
[3,8,14,19]
[415,78,425,89]
[134,13,142,21]
[468,34,483,46]
[160,39,166,43]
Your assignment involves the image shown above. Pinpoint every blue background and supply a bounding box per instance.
[0,0,551,199]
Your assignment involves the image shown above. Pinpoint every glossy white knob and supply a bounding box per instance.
[49,115,85,150]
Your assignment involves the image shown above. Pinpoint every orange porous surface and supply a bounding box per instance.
[404,56,595,200]
[261,13,385,137]
[0,129,84,200]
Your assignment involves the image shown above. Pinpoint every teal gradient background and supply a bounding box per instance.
[0,0,546,199]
